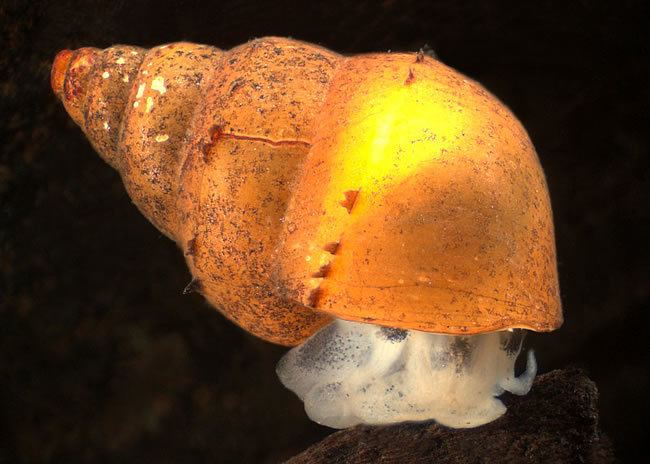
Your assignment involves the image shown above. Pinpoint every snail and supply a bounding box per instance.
[51,37,562,429]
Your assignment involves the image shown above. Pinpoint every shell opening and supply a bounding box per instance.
[276,319,536,429]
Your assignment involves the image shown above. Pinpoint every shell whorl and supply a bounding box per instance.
[52,46,144,168]
[51,43,223,239]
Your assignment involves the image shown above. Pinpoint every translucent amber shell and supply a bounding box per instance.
[52,37,562,346]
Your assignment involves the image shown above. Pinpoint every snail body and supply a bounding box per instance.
[52,37,562,428]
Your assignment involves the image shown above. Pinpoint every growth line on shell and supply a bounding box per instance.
[208,125,312,149]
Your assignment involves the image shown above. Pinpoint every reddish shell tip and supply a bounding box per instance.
[51,49,73,97]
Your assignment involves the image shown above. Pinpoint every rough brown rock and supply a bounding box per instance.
[288,369,615,464]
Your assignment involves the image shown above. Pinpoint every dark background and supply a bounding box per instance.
[1,0,648,462]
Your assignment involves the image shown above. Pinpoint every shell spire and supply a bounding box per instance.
[51,43,223,240]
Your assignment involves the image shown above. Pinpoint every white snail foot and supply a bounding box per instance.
[277,319,536,429]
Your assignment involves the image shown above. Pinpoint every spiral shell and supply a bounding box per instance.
[52,37,562,346]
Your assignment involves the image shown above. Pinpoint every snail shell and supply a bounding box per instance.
[51,37,562,346]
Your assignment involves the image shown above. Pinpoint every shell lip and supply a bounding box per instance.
[319,312,563,336]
